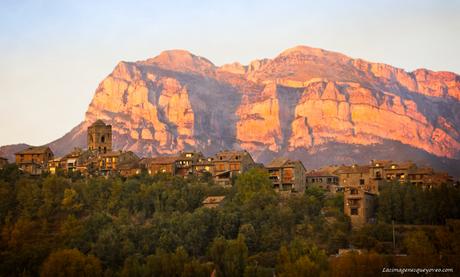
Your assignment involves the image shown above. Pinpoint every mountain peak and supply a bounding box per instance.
[144,49,215,73]
[278,45,350,60]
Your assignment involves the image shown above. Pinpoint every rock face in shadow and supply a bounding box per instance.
[22,45,460,176]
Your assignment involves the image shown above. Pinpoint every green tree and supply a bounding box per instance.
[40,249,102,277]
[209,235,248,277]
[403,230,435,255]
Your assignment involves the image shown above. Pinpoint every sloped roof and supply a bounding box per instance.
[266,157,289,168]
[306,170,338,177]
[370,160,392,167]
[384,161,416,170]
[146,156,179,165]
[202,196,225,205]
[334,165,370,174]
[266,157,305,171]
[15,146,52,155]
[100,151,122,157]
[90,119,109,127]
[214,150,253,162]
[413,167,434,175]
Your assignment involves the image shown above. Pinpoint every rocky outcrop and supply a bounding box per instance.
[36,45,460,175]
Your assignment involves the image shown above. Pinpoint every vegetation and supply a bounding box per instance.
[0,164,459,276]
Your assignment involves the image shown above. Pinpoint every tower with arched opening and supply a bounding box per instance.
[87,120,112,153]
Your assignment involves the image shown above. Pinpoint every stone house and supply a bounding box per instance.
[212,150,256,186]
[145,156,179,175]
[193,156,214,177]
[306,169,340,193]
[15,146,54,175]
[175,151,205,177]
[98,150,139,176]
[343,186,376,227]
[266,157,306,193]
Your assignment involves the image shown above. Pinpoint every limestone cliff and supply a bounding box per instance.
[41,45,460,174]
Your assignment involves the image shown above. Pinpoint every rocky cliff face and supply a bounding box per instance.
[41,46,460,174]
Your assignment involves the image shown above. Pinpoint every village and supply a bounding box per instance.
[1,120,455,228]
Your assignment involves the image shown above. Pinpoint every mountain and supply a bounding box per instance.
[2,46,460,176]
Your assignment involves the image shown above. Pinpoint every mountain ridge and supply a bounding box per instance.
[2,45,460,177]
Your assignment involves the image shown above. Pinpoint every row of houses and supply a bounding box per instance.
[3,120,455,228]
[5,120,307,192]
[10,145,307,192]
[306,160,454,227]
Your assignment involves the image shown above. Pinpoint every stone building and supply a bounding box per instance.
[212,150,256,186]
[175,151,205,177]
[118,159,141,177]
[193,156,214,176]
[343,187,376,227]
[408,168,453,189]
[15,146,54,175]
[0,157,8,169]
[266,158,306,193]
[383,161,417,182]
[98,150,139,176]
[335,164,379,227]
[336,164,381,194]
[87,120,112,153]
[48,158,62,174]
[306,168,340,193]
[144,156,179,175]
[370,159,452,188]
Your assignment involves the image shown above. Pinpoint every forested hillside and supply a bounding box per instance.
[0,165,459,276]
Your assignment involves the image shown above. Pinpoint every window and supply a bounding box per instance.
[350,188,358,195]
[359,179,365,185]
[101,135,105,143]
[350,208,358,215]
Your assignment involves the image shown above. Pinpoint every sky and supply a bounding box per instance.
[0,0,459,146]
